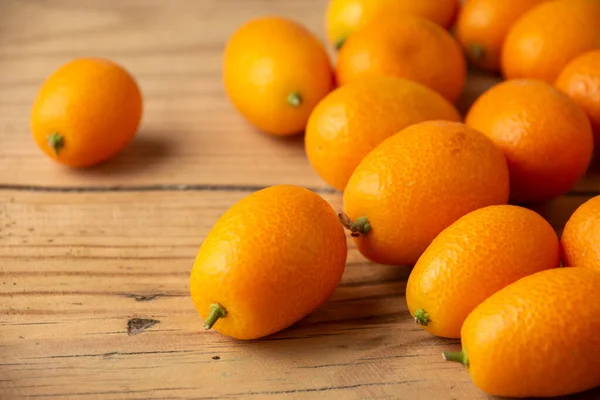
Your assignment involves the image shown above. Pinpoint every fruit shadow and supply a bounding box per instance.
[499,154,599,235]
[253,126,307,147]
[529,195,591,236]
[492,386,600,400]
[456,67,503,117]
[224,262,466,393]
[65,130,175,179]
[241,262,431,353]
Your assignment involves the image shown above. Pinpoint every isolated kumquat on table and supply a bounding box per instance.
[31,57,143,167]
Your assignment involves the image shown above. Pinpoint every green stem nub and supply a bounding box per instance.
[443,349,469,368]
[468,44,485,61]
[414,308,430,326]
[287,92,303,107]
[335,37,347,50]
[47,132,64,156]
[338,212,371,237]
[203,303,227,330]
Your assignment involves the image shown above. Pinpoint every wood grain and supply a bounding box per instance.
[2,0,597,193]
[0,0,327,189]
[0,190,465,400]
[1,190,599,400]
[3,1,600,399]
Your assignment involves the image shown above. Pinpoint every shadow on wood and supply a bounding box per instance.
[64,132,177,180]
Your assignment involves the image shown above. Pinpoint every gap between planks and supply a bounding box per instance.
[0,183,599,197]
[0,183,337,194]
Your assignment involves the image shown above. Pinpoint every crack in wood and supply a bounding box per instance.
[0,321,60,326]
[237,380,430,397]
[296,354,423,369]
[0,255,192,260]
[27,349,191,359]
[0,183,597,199]
[0,183,338,194]
[0,290,186,298]
[127,318,160,336]
[1,270,189,278]
[126,293,170,302]
[20,380,430,398]
[85,328,181,336]
[23,387,200,398]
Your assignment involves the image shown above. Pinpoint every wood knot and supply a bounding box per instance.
[127,318,160,336]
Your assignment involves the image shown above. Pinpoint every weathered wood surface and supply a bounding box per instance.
[2,0,600,399]
[2,191,598,400]
[3,0,599,192]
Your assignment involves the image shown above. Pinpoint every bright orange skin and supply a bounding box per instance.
[502,0,600,82]
[336,16,466,102]
[325,0,459,47]
[223,17,334,136]
[343,121,510,266]
[466,79,593,204]
[456,0,551,72]
[30,57,143,167]
[561,195,600,270]
[556,50,600,156]
[406,205,560,339]
[459,268,600,397]
[189,185,347,340]
[305,77,461,191]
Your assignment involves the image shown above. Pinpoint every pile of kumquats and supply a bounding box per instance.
[29,0,600,398]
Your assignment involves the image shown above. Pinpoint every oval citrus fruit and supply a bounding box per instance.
[342,120,510,266]
[223,17,334,136]
[305,77,461,191]
[466,79,593,203]
[446,267,600,397]
[501,0,600,82]
[325,0,459,49]
[561,195,600,270]
[556,50,600,156]
[189,185,347,340]
[407,205,560,339]
[456,0,551,72]
[336,16,466,102]
[30,57,143,167]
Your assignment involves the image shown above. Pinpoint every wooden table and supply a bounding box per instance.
[2,1,600,399]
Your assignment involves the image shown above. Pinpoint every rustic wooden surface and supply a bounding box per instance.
[1,1,600,399]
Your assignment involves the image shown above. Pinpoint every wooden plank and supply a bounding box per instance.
[0,190,456,400]
[2,0,597,195]
[8,0,598,195]
[2,0,600,398]
[0,0,322,189]
[2,190,599,399]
